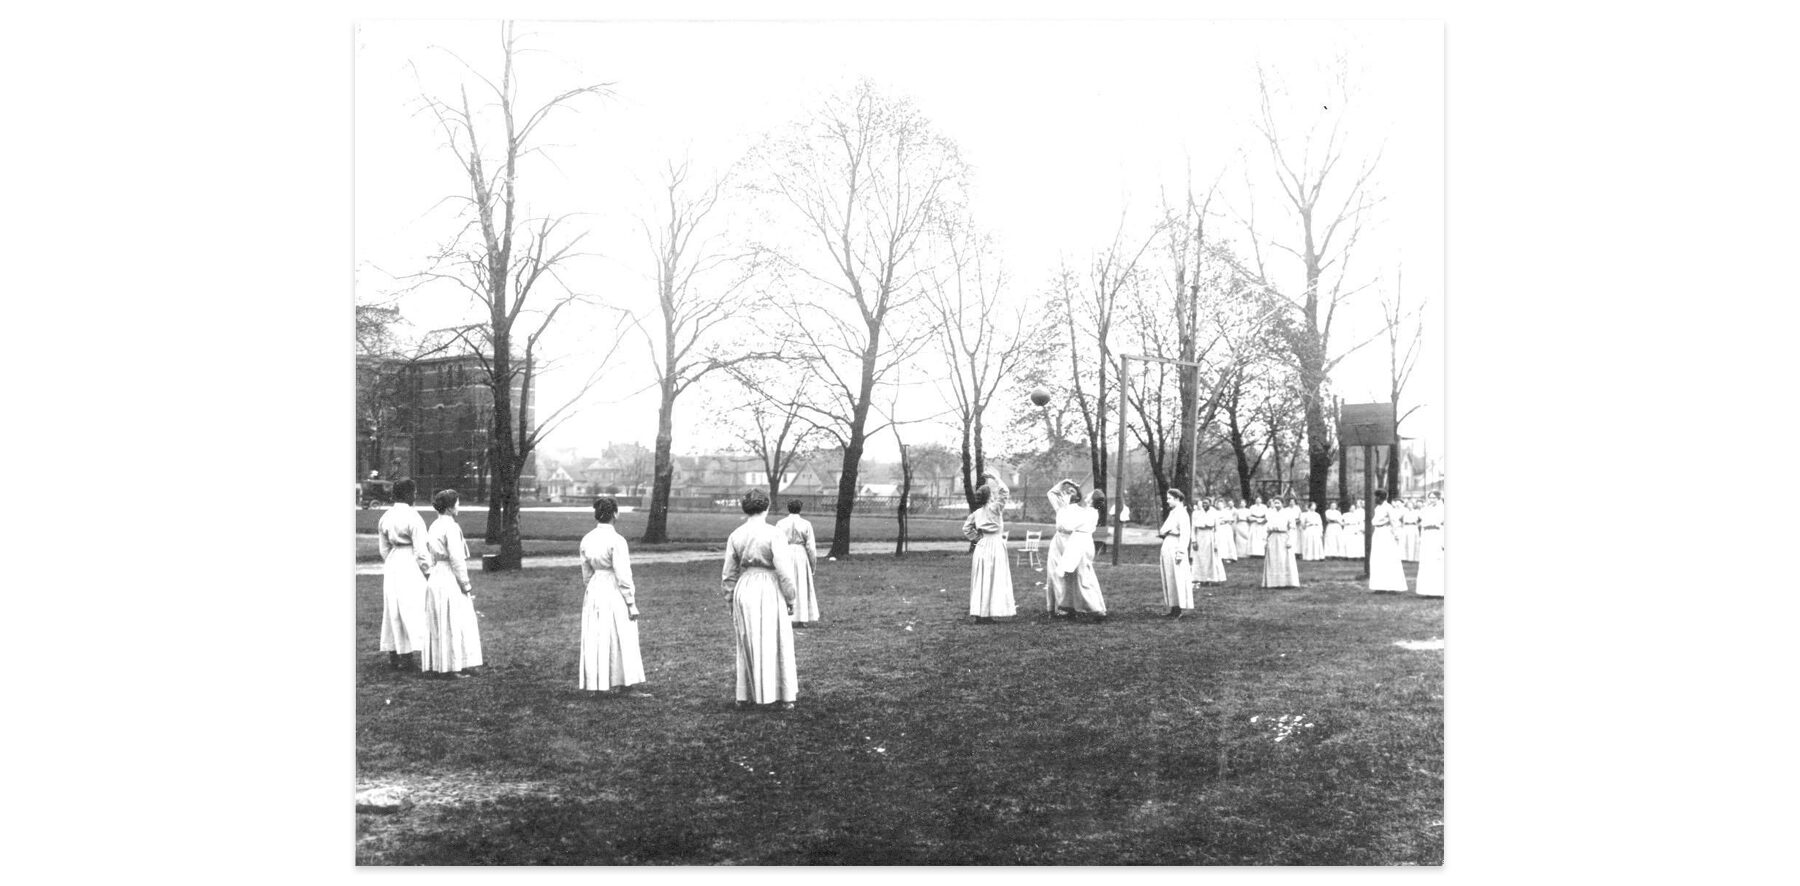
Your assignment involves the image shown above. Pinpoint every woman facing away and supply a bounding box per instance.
[1159,489,1193,617]
[962,472,1017,624]
[1190,497,1228,587]
[422,488,483,678]
[1414,491,1446,598]
[1260,496,1302,589]
[577,495,647,695]
[1366,490,1410,593]
[1298,501,1326,561]
[722,488,800,711]
[376,478,431,671]
[775,500,821,626]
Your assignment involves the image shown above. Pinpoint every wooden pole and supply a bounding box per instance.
[1361,445,1374,578]
[1112,354,1129,566]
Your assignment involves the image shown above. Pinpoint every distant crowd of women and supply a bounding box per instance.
[372,475,1441,710]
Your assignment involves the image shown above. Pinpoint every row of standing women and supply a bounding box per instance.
[377,484,824,709]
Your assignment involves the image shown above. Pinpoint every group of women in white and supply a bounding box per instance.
[960,474,1111,622]
[376,480,484,678]
[376,484,824,710]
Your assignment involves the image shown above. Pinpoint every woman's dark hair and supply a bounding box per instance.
[787,499,804,514]
[593,496,619,523]
[1167,488,1186,504]
[1090,490,1107,516]
[432,489,459,514]
[393,478,417,502]
[741,488,771,515]
[973,485,992,508]
[1375,490,1389,504]
[1063,482,1082,500]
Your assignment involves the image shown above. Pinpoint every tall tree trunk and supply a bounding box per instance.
[959,423,977,509]
[1173,280,1200,498]
[894,442,912,556]
[643,384,677,544]
[1386,441,1402,499]
[828,349,878,559]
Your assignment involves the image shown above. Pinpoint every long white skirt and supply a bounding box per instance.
[1215,523,1238,561]
[1044,534,1070,611]
[579,570,644,690]
[1323,523,1343,558]
[783,544,820,623]
[379,547,428,654]
[1248,523,1267,557]
[1348,526,1366,561]
[1192,529,1227,583]
[1402,524,1421,562]
[731,566,797,703]
[1261,532,1300,588]
[1415,528,1444,597]
[1233,523,1251,560]
[969,532,1017,617]
[1160,539,1193,608]
[1368,529,1409,592]
[423,564,482,673]
[1299,525,1326,561]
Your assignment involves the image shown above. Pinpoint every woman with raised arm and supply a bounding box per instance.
[1366,490,1410,593]
[1190,497,1228,587]
[721,488,800,710]
[775,500,821,626]
[1158,489,1193,617]
[963,472,1017,624]
[1260,496,1301,589]
[1052,484,1109,622]
[422,489,483,679]
[1044,481,1075,616]
[577,495,646,695]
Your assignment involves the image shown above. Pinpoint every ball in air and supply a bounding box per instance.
[1029,387,1052,407]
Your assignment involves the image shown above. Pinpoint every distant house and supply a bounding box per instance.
[542,465,576,502]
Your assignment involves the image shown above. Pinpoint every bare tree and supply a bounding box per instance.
[710,365,821,505]
[406,23,618,569]
[1229,63,1386,521]
[924,217,1043,508]
[633,158,769,544]
[1052,213,1162,517]
[1159,171,1225,499]
[1380,266,1425,497]
[750,79,966,558]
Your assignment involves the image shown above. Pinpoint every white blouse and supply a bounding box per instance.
[579,523,636,606]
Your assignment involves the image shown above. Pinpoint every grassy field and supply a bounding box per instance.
[355,549,1442,865]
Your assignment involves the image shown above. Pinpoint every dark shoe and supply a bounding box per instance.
[1092,613,1108,623]
[387,652,402,670]
[1167,606,1181,617]
[974,616,994,624]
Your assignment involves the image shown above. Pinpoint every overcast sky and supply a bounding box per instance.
[355,18,1443,465]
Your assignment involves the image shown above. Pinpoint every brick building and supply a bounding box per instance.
[355,352,537,502]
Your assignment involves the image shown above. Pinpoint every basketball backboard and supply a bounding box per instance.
[1338,402,1398,447]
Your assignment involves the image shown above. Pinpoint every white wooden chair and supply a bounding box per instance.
[1017,530,1042,569]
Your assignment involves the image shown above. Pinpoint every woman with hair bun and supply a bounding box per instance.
[577,496,647,695]
[962,472,1016,624]
[721,488,800,710]
[376,477,430,671]
[422,489,482,678]
[775,499,821,626]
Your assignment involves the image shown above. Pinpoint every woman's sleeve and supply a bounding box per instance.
[774,540,799,605]
[721,537,741,593]
[806,524,818,563]
[411,514,433,575]
[613,536,636,605]
[377,520,392,561]
[579,537,594,585]
[447,523,472,590]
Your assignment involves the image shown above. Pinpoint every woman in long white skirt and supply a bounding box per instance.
[1260,497,1301,588]
[1049,481,1107,621]
[1298,502,1326,561]
[1323,502,1345,558]
[1158,489,1193,617]
[775,500,821,625]
[422,489,483,678]
[1044,484,1074,615]
[1190,498,1228,586]
[1400,500,1422,562]
[1232,500,1253,560]
[578,496,646,693]
[1415,492,1445,598]
[1247,497,1269,557]
[722,489,800,710]
[963,475,1017,623]
[1366,491,1409,592]
[1346,500,1366,560]
[377,478,431,670]
[1214,502,1238,562]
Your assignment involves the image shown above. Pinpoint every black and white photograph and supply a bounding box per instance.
[352,15,1444,865]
